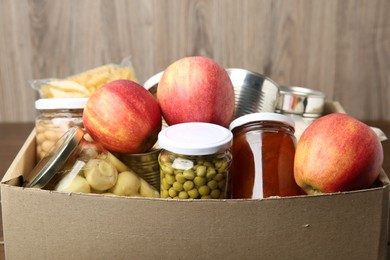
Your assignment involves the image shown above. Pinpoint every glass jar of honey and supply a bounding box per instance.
[229,113,303,199]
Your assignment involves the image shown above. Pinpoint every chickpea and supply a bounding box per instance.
[41,140,55,153]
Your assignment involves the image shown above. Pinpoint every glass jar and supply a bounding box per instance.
[229,113,303,199]
[24,127,160,198]
[35,98,88,161]
[157,122,233,199]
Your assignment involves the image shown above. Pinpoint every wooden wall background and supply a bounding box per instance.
[0,0,389,122]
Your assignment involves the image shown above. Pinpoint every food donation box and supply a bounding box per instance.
[1,101,389,260]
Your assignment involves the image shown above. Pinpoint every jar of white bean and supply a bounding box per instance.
[35,98,87,161]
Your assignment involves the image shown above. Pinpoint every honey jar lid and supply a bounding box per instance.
[24,127,84,188]
[158,122,233,155]
[35,98,88,110]
[229,112,295,131]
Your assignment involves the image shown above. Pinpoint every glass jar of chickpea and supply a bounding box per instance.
[35,98,87,161]
[157,122,233,199]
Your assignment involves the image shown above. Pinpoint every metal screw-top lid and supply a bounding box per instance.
[24,127,84,188]
[229,112,295,132]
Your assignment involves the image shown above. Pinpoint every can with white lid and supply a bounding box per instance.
[157,122,233,199]
[35,98,88,161]
[229,112,303,199]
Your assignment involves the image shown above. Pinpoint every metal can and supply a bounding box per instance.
[157,122,233,199]
[119,148,162,191]
[275,86,326,122]
[229,113,303,199]
[35,98,87,161]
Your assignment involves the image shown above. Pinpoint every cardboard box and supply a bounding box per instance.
[1,101,389,260]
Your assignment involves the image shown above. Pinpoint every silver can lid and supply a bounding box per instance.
[276,86,325,118]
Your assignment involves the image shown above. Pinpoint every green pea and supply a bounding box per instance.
[214,160,223,169]
[175,173,186,184]
[197,160,204,165]
[161,162,174,174]
[201,195,212,199]
[172,181,183,192]
[206,167,216,179]
[210,189,221,199]
[214,173,224,181]
[203,161,213,167]
[159,153,170,163]
[188,188,199,199]
[161,190,169,198]
[196,165,207,177]
[194,176,206,187]
[168,187,177,198]
[178,191,189,199]
[218,179,226,190]
[207,180,218,190]
[198,185,210,196]
[217,161,229,173]
[161,178,171,190]
[183,169,195,180]
[183,181,194,191]
[165,174,175,185]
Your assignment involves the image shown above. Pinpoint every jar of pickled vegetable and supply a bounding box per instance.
[35,98,87,161]
[24,127,159,198]
[229,113,303,199]
[158,122,233,199]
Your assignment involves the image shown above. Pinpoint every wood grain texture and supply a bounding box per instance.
[0,0,389,122]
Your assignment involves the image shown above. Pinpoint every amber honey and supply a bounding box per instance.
[229,113,303,199]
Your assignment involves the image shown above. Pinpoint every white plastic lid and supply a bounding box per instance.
[158,122,233,155]
[143,71,164,91]
[35,98,88,110]
[229,112,295,131]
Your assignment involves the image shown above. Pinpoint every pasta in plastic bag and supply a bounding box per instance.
[30,56,138,98]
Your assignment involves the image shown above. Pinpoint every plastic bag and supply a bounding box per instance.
[30,56,138,98]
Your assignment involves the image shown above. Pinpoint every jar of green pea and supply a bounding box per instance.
[157,122,233,199]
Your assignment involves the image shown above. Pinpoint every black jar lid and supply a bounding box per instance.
[24,127,84,188]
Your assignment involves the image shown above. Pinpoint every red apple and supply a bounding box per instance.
[83,80,162,154]
[157,56,235,127]
[294,113,383,194]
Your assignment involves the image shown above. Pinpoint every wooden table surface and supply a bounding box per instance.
[0,121,389,258]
